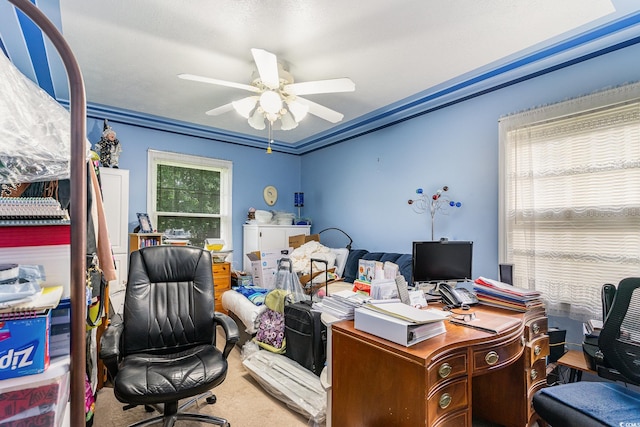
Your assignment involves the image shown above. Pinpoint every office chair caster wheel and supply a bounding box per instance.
[206,395,216,404]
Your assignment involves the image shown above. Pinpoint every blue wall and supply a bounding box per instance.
[301,41,640,283]
[86,119,302,272]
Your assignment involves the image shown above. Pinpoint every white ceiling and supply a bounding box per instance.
[9,0,640,152]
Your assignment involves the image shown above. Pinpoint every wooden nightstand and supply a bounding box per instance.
[212,262,231,313]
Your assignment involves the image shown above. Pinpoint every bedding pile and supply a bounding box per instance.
[289,240,337,276]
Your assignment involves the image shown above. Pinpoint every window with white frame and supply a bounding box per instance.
[147,149,232,249]
[499,82,640,321]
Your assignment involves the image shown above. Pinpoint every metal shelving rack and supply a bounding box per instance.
[6,1,87,425]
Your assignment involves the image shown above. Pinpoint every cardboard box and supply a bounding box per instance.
[231,273,252,287]
[288,233,319,249]
[246,248,293,289]
[0,311,51,380]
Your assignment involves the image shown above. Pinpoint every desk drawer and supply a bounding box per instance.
[527,335,549,365]
[428,352,467,389]
[428,378,468,426]
[526,358,547,391]
[528,380,547,420]
[433,409,468,427]
[525,316,548,341]
[473,335,522,373]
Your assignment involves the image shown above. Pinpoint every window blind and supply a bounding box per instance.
[499,82,640,321]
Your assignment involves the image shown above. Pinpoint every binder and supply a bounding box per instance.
[354,307,446,346]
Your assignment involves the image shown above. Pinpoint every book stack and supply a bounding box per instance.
[473,276,544,312]
[311,290,369,320]
[0,198,71,298]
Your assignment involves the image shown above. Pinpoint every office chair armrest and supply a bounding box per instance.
[99,321,124,379]
[214,311,240,359]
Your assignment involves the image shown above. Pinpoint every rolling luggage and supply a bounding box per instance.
[284,300,327,376]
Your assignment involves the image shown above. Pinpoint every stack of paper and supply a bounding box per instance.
[473,277,544,312]
[312,290,369,320]
[0,285,63,314]
[449,311,521,334]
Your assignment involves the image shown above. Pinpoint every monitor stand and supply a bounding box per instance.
[414,282,444,301]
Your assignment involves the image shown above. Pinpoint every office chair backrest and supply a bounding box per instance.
[598,277,640,385]
[601,283,616,321]
[123,245,216,356]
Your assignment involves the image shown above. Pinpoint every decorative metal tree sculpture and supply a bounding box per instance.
[408,185,462,240]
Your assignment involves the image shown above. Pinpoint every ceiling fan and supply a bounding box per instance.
[178,48,355,131]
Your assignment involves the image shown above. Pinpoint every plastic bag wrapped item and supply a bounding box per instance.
[242,348,326,426]
[0,53,91,186]
[274,258,309,304]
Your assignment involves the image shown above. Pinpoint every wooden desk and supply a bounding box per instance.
[331,304,549,427]
[556,349,596,382]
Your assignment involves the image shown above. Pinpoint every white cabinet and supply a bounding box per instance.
[242,224,311,271]
[99,168,129,309]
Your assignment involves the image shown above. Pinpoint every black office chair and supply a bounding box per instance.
[100,245,239,427]
[533,277,640,427]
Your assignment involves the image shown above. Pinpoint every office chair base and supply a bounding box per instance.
[125,391,216,416]
[127,412,230,427]
[178,390,216,411]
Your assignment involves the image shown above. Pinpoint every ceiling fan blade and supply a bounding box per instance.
[251,48,280,90]
[178,73,260,93]
[205,103,235,116]
[284,78,355,96]
[296,97,344,123]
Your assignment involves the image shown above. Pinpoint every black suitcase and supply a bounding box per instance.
[284,300,327,376]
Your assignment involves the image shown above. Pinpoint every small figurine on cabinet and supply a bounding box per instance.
[94,119,122,168]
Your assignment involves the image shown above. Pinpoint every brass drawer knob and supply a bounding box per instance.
[439,393,452,409]
[531,369,538,380]
[532,323,540,334]
[534,345,541,356]
[438,363,452,379]
[485,351,499,365]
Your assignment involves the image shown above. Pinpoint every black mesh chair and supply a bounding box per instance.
[533,277,640,427]
[100,245,239,427]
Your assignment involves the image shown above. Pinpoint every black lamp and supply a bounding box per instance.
[318,227,353,251]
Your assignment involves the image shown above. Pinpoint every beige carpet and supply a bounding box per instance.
[92,335,500,427]
[92,340,313,427]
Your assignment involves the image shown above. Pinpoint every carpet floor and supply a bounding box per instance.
[92,341,312,427]
[92,335,502,427]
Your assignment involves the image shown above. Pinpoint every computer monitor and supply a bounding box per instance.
[412,240,473,286]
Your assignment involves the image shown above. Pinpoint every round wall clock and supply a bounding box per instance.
[263,185,278,206]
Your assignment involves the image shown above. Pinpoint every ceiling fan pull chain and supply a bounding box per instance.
[267,121,273,154]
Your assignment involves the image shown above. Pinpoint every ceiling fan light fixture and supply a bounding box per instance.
[248,108,266,130]
[181,48,353,137]
[286,99,309,122]
[280,110,298,130]
[232,96,258,118]
[259,90,282,114]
